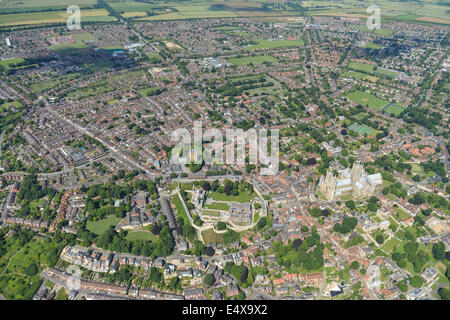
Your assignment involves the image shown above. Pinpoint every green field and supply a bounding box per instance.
[365,42,383,49]
[209,190,254,203]
[384,104,405,116]
[0,57,25,67]
[86,216,121,235]
[202,228,225,244]
[347,62,398,79]
[348,123,378,136]
[172,193,190,226]
[125,231,157,241]
[343,71,378,82]
[204,202,230,211]
[380,237,401,253]
[246,39,304,50]
[228,55,278,66]
[346,90,389,111]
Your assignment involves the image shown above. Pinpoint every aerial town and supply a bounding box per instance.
[0,0,448,303]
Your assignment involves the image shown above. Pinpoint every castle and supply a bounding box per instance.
[318,162,382,200]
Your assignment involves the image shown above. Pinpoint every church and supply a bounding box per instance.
[318,162,383,201]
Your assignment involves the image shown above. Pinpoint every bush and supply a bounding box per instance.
[410,276,424,288]
[204,273,215,286]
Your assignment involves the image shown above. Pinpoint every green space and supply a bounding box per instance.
[380,237,401,253]
[346,90,389,111]
[342,71,378,82]
[246,39,304,50]
[125,231,157,241]
[209,190,254,203]
[348,123,378,136]
[86,216,121,235]
[202,228,225,244]
[204,202,230,211]
[172,193,190,226]
[384,104,405,116]
[228,55,278,66]
[0,57,25,67]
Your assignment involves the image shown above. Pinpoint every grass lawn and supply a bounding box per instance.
[380,237,401,254]
[348,123,378,136]
[228,55,278,66]
[0,57,25,67]
[202,228,225,244]
[209,190,254,203]
[86,216,121,235]
[172,193,190,225]
[346,90,389,111]
[204,202,230,211]
[384,104,405,116]
[246,39,304,50]
[125,231,157,241]
[343,70,378,82]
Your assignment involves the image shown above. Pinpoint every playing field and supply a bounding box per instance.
[0,57,25,66]
[348,61,397,79]
[348,123,377,136]
[384,104,405,116]
[342,71,378,82]
[228,55,278,66]
[246,39,304,50]
[346,90,389,111]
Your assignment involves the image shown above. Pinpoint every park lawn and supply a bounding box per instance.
[172,193,190,226]
[204,202,230,211]
[209,190,255,203]
[125,231,157,241]
[72,32,97,42]
[228,55,278,66]
[138,86,161,96]
[246,39,304,50]
[86,216,121,235]
[202,228,225,244]
[380,237,401,254]
[180,182,194,191]
[346,90,389,111]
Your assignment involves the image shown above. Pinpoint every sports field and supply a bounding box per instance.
[348,123,377,136]
[342,71,378,82]
[384,104,405,116]
[228,55,278,66]
[125,231,157,241]
[0,57,25,67]
[346,90,389,111]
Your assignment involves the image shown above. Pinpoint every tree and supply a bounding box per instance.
[257,217,267,229]
[204,273,215,286]
[432,242,445,260]
[350,261,360,270]
[205,246,215,256]
[202,181,211,191]
[410,276,424,288]
[216,221,226,231]
[438,287,450,300]
[398,281,408,292]
[345,200,355,210]
[376,235,384,245]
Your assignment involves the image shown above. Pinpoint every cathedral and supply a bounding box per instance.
[318,162,383,201]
